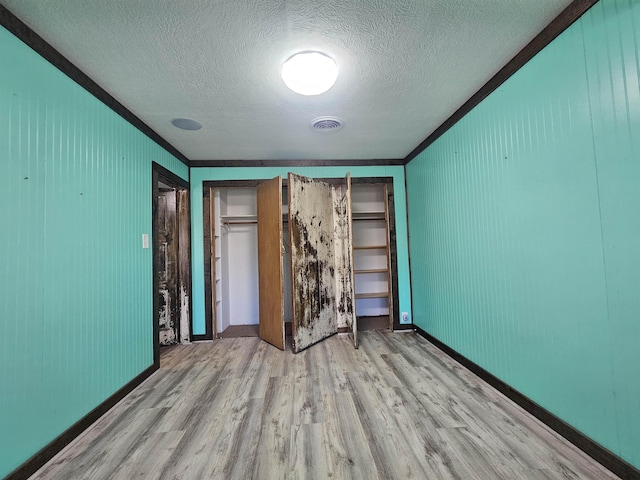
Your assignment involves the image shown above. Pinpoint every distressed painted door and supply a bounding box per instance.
[345,173,358,348]
[331,174,357,348]
[288,173,338,353]
[158,189,179,346]
[257,176,285,350]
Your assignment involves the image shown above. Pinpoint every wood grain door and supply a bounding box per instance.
[257,176,285,350]
[288,173,338,353]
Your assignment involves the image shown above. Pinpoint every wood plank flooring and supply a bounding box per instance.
[30,331,620,479]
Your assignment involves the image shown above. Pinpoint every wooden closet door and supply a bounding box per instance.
[257,176,285,350]
[288,173,337,353]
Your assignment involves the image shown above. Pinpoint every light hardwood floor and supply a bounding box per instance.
[31,331,620,479]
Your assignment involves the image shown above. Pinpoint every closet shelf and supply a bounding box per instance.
[353,245,388,250]
[219,214,288,225]
[354,268,388,274]
[355,292,389,299]
[352,211,386,220]
[220,214,257,224]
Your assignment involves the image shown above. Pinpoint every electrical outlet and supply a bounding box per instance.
[402,312,409,323]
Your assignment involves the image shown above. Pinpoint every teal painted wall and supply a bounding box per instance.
[406,0,640,468]
[190,166,411,336]
[0,26,187,477]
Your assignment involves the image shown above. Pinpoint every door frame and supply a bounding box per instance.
[351,177,401,330]
[152,162,192,364]
[202,180,262,340]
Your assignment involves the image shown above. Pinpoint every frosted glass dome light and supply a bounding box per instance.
[281,52,339,96]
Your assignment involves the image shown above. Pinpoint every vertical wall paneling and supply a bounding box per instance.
[0,25,187,478]
[406,0,640,469]
[582,0,640,465]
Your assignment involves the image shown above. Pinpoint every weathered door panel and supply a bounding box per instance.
[288,173,337,353]
[344,173,358,348]
[177,189,191,344]
[158,189,179,346]
[257,176,285,350]
[331,177,357,348]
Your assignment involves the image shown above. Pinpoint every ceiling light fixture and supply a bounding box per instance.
[281,51,339,96]
[171,118,202,130]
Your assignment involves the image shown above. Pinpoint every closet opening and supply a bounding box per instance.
[350,177,400,330]
[202,176,400,348]
[203,180,292,340]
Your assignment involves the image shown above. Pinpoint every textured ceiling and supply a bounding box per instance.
[1,0,574,162]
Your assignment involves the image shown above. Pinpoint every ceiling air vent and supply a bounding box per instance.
[310,116,343,133]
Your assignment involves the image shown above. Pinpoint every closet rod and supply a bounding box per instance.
[222,220,257,225]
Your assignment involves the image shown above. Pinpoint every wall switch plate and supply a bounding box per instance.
[142,234,149,249]
[402,312,409,323]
